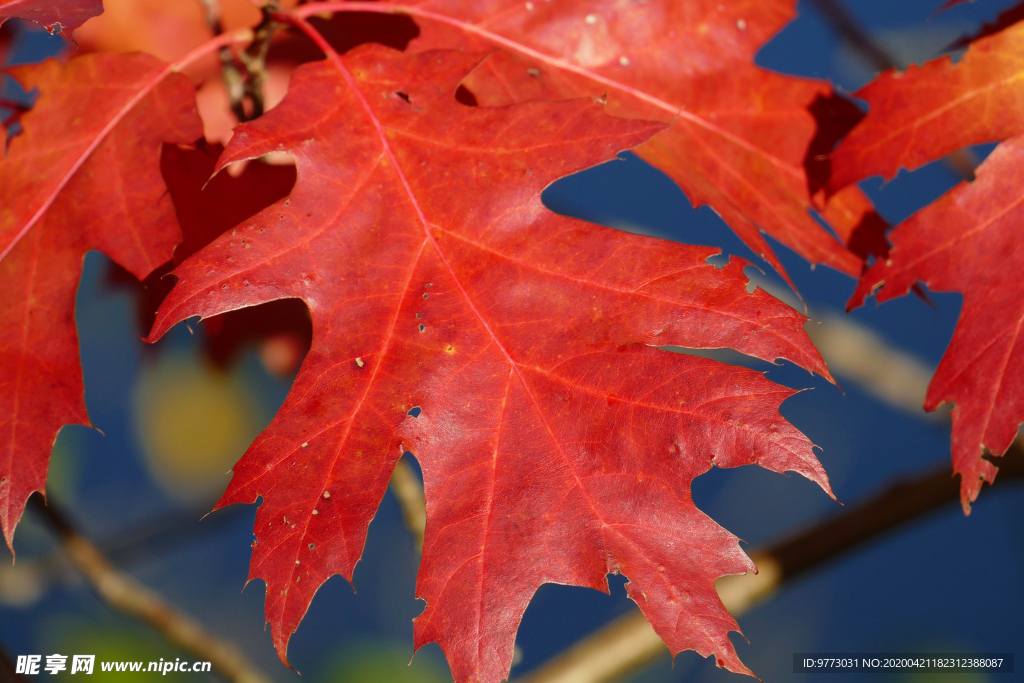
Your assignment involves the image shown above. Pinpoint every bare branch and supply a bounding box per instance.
[212,0,277,122]
[517,447,1024,683]
[28,497,272,683]
[807,313,946,420]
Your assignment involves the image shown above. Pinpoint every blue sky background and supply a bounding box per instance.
[1,1,1022,681]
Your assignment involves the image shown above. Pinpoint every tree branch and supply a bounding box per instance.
[806,313,947,420]
[516,446,1024,683]
[28,497,272,683]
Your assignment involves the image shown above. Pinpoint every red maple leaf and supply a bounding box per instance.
[850,136,1024,512]
[277,0,869,286]
[829,19,1024,192]
[149,39,833,681]
[836,15,1024,511]
[0,53,204,548]
[0,0,103,39]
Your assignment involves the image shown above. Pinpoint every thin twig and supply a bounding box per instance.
[198,0,222,31]
[219,1,279,122]
[517,448,1024,683]
[808,0,899,73]
[239,11,277,120]
[28,497,272,683]
[0,503,246,607]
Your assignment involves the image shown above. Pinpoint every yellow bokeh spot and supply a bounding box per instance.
[134,355,261,502]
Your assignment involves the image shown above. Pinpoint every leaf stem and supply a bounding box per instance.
[28,496,273,683]
[198,0,223,31]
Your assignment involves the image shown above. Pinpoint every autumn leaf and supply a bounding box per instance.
[850,135,1024,512]
[829,17,1024,192]
[818,186,890,262]
[161,144,309,374]
[0,0,103,39]
[278,0,867,286]
[833,12,1024,511]
[805,93,890,263]
[0,52,203,549]
[149,41,833,682]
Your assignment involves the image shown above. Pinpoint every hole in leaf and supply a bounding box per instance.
[394,91,411,104]
[408,406,421,418]
[705,252,729,269]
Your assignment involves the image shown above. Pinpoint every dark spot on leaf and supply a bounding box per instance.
[455,84,478,106]
[302,12,419,54]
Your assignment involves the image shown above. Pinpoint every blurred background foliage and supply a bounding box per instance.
[1,1,1023,681]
